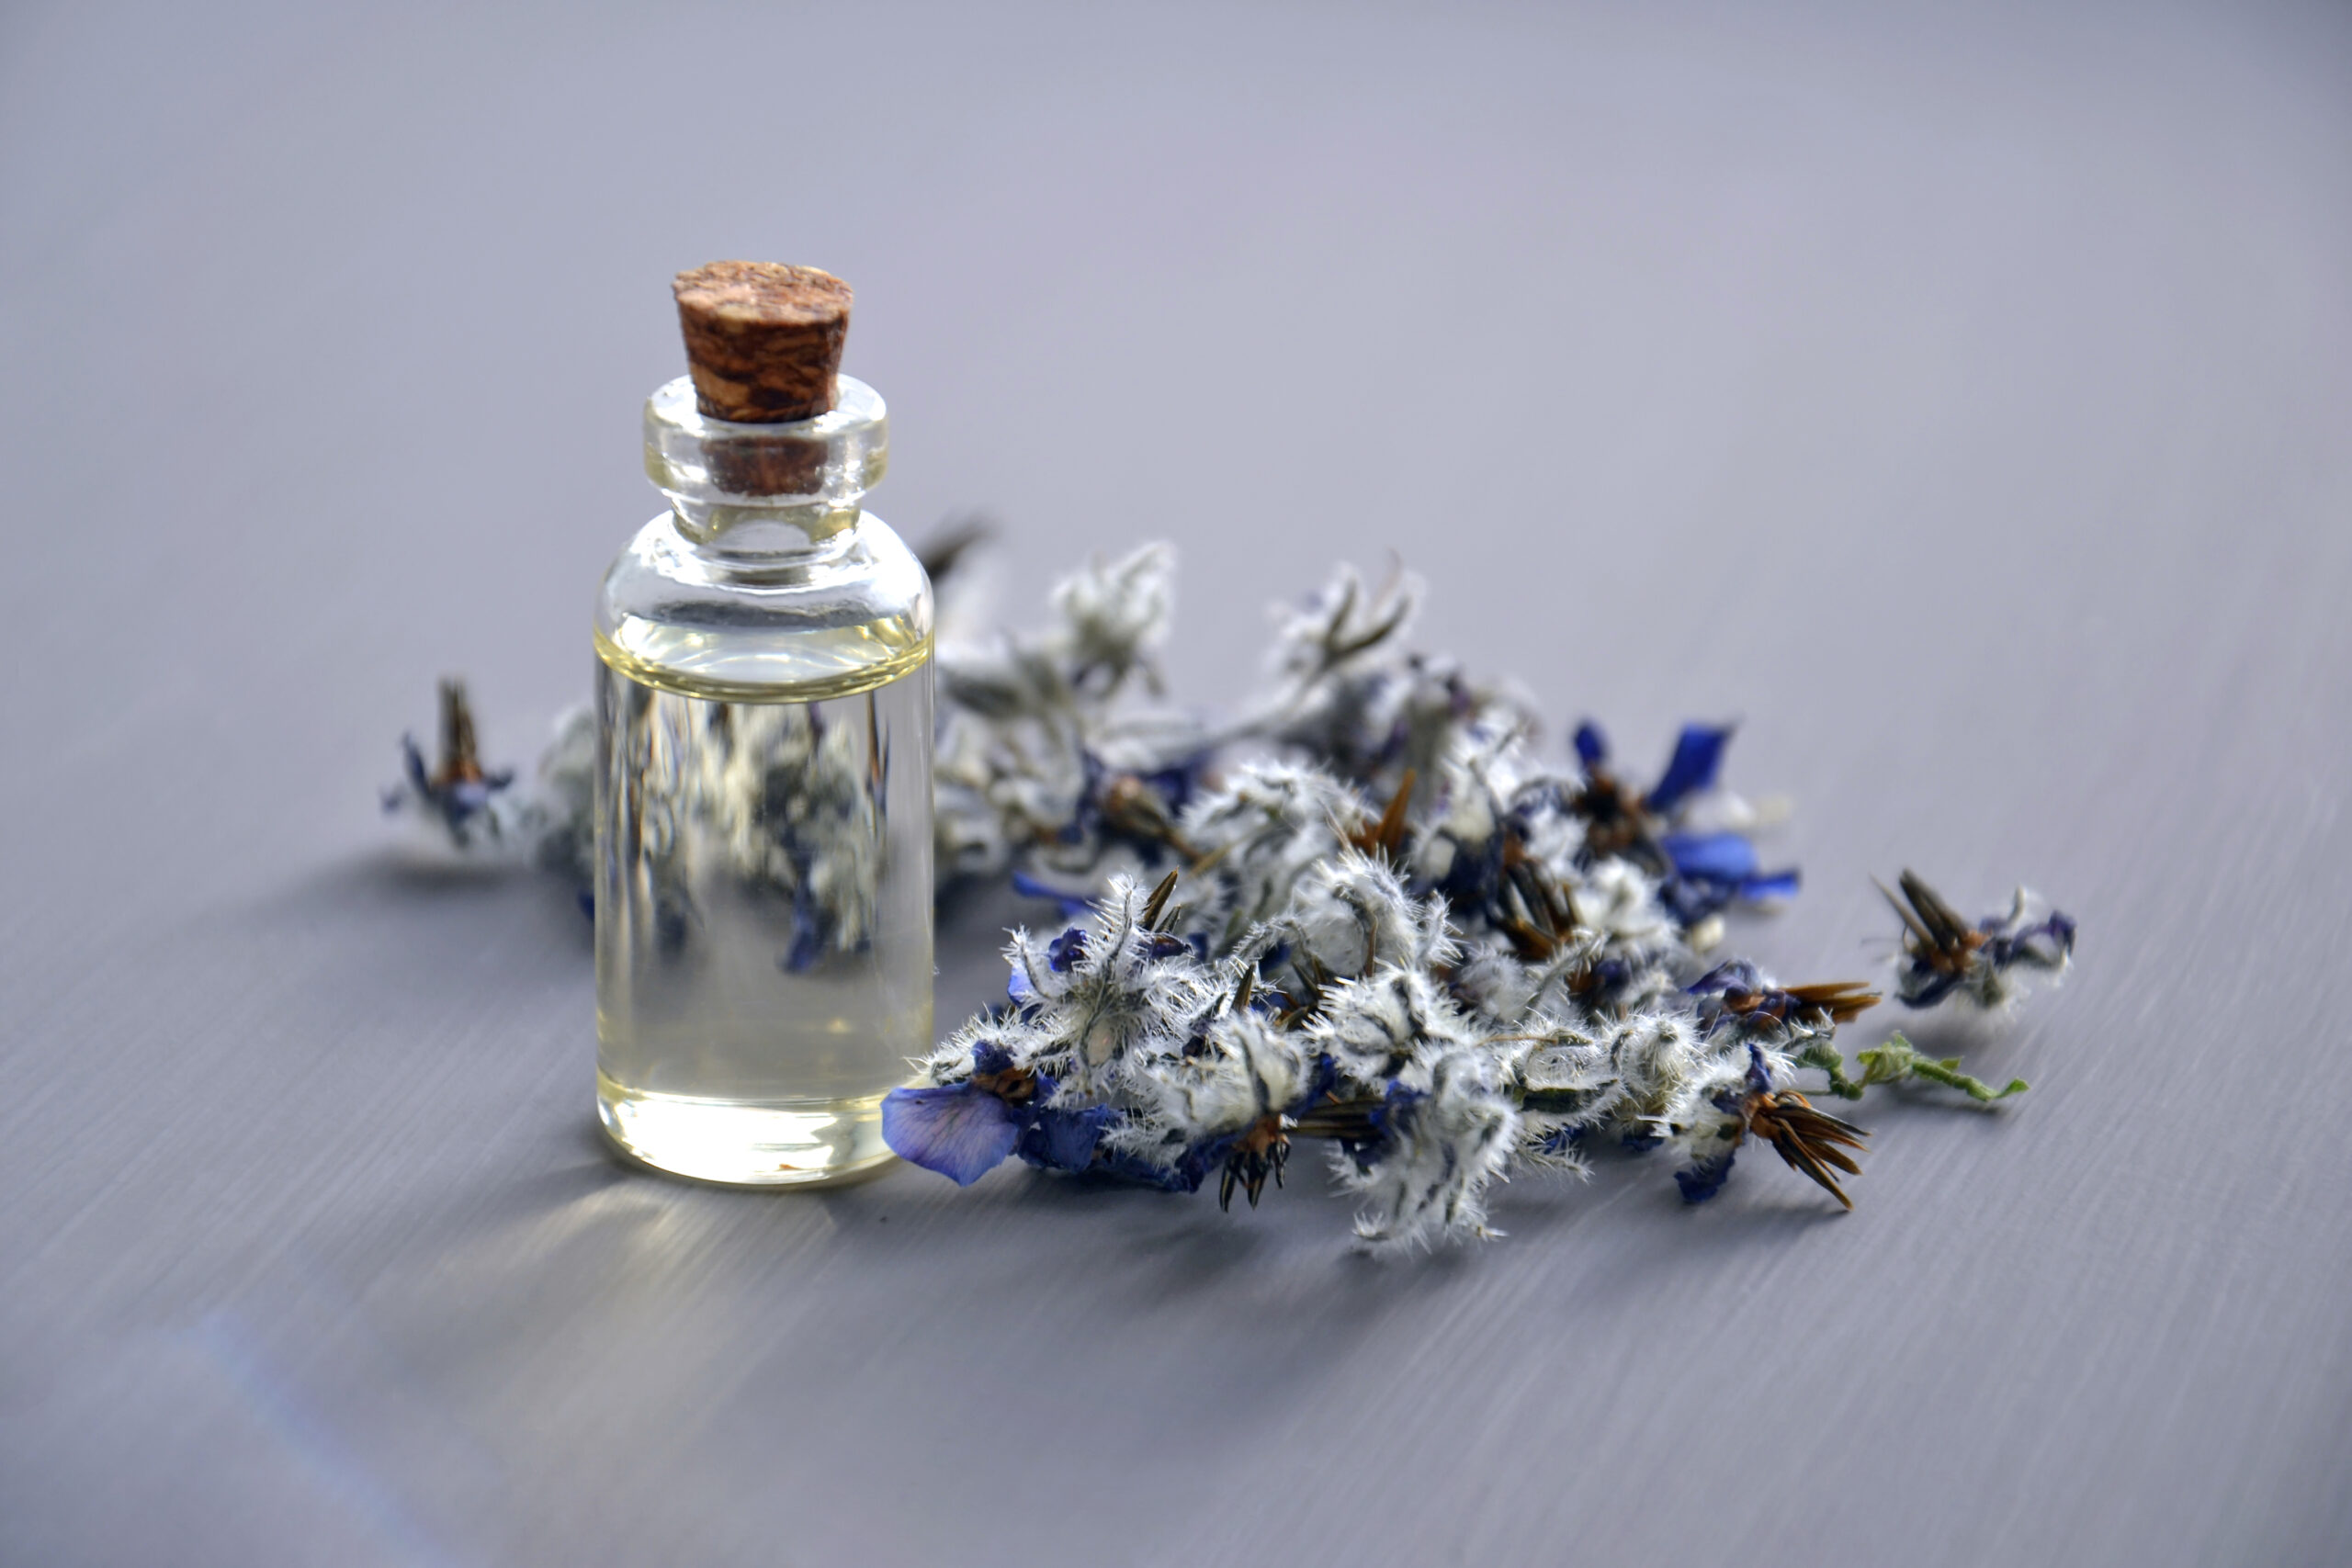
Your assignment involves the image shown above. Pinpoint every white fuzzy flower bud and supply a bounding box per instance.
[1337,1045,1520,1251]
[1278,848,1452,981]
[1309,965,1480,1088]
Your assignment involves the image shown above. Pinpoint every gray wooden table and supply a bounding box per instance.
[5,3,2347,1562]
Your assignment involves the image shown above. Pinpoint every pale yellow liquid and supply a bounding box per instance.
[594,646,933,1186]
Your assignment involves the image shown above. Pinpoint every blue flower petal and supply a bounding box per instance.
[1736,868,1801,902]
[1046,927,1089,973]
[1687,960,1763,996]
[1287,1054,1339,1118]
[1143,759,1207,814]
[2039,911,2078,953]
[1430,830,1506,909]
[1572,720,1610,768]
[1093,1145,1208,1192]
[1647,723,1734,815]
[1676,1148,1738,1203]
[781,885,826,973]
[881,1084,1022,1185]
[1535,1123,1588,1157]
[400,735,432,796]
[1898,967,1965,1010]
[1017,1103,1116,1172]
[1985,910,2075,970]
[1661,830,1758,882]
[1011,871,1094,919]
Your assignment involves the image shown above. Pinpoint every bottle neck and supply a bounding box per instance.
[673,502,865,577]
[643,374,888,571]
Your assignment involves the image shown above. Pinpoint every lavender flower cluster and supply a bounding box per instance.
[886,547,2075,1247]
[385,542,2076,1248]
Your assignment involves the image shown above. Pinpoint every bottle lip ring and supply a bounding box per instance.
[646,374,884,441]
[644,374,888,508]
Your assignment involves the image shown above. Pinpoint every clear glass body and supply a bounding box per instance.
[594,375,933,1186]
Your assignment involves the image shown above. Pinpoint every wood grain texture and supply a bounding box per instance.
[2,2,2347,1564]
[673,261,850,424]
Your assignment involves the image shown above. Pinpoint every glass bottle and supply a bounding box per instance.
[594,368,933,1185]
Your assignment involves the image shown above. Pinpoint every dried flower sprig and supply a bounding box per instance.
[1672,1045,1871,1208]
[381,681,595,873]
[881,773,1908,1249]
[381,680,526,850]
[877,544,2080,1248]
[885,707,1848,1247]
[1880,870,2076,1010]
[386,536,2076,1251]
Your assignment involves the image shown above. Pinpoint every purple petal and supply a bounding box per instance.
[1662,830,1758,882]
[1012,871,1094,919]
[1647,723,1734,815]
[1736,868,1802,902]
[1675,1148,1738,1203]
[1046,927,1089,973]
[882,1084,1021,1185]
[1017,1103,1115,1172]
[400,735,432,795]
[1687,960,1763,996]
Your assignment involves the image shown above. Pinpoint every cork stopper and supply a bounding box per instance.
[673,261,852,424]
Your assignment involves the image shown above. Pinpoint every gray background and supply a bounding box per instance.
[3,1,2348,1562]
